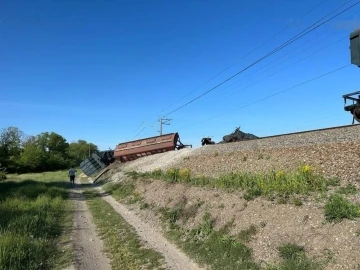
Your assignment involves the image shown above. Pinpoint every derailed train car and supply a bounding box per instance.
[80,150,114,177]
[113,132,190,162]
[80,132,191,176]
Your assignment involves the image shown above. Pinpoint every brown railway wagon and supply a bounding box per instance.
[113,132,188,162]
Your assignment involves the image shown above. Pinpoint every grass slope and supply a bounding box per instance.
[0,171,73,270]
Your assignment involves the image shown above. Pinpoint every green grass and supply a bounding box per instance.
[7,170,73,183]
[161,210,261,270]
[106,178,261,269]
[83,190,166,270]
[278,243,305,260]
[103,181,141,204]
[237,224,257,243]
[0,171,73,270]
[268,243,323,270]
[324,194,360,222]
[158,199,203,227]
[127,165,339,202]
[336,184,357,195]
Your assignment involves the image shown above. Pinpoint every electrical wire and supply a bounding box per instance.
[196,7,360,106]
[212,34,348,104]
[234,0,331,62]
[159,62,237,114]
[157,0,332,115]
[187,6,360,106]
[133,127,145,139]
[176,63,351,129]
[197,31,345,105]
[162,0,359,117]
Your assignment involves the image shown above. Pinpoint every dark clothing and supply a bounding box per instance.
[69,175,75,184]
[69,168,76,184]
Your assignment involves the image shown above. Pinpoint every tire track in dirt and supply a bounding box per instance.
[96,187,204,270]
[68,182,111,270]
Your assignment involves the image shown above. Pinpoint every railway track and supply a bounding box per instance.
[197,123,360,154]
[255,123,359,140]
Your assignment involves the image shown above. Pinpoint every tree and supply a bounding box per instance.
[0,126,100,172]
[18,139,45,172]
[0,126,25,171]
[68,140,98,166]
[36,132,70,170]
[18,132,70,172]
[35,132,69,154]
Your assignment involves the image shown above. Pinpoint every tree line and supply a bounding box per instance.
[0,126,99,173]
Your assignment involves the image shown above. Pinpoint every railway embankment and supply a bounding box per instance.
[97,124,360,269]
[107,124,360,183]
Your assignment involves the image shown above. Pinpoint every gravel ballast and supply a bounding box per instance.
[112,124,360,184]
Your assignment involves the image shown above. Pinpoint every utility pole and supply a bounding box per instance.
[159,118,172,135]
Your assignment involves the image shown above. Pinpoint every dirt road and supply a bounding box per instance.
[100,192,203,270]
[68,184,112,270]
[67,178,203,270]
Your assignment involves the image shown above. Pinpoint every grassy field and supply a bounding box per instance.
[0,171,73,270]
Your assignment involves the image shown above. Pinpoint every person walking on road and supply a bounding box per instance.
[68,167,77,185]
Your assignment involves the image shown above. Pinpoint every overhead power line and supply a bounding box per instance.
[235,0,331,63]
[133,127,145,139]
[158,0,331,116]
[133,120,158,139]
[162,0,359,117]
[197,31,345,105]
[230,65,351,112]
[178,63,351,129]
[213,34,348,104]
[197,7,360,106]
[159,62,236,114]
[190,7,360,106]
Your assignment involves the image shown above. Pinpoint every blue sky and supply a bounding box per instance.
[1,0,360,150]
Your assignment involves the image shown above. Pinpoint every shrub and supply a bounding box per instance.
[278,243,305,260]
[271,243,323,270]
[337,184,357,195]
[179,168,191,182]
[324,194,360,222]
[166,168,179,183]
[237,224,257,243]
[151,168,163,178]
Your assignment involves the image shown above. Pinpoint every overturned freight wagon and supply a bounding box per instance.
[80,150,114,177]
[114,132,191,162]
